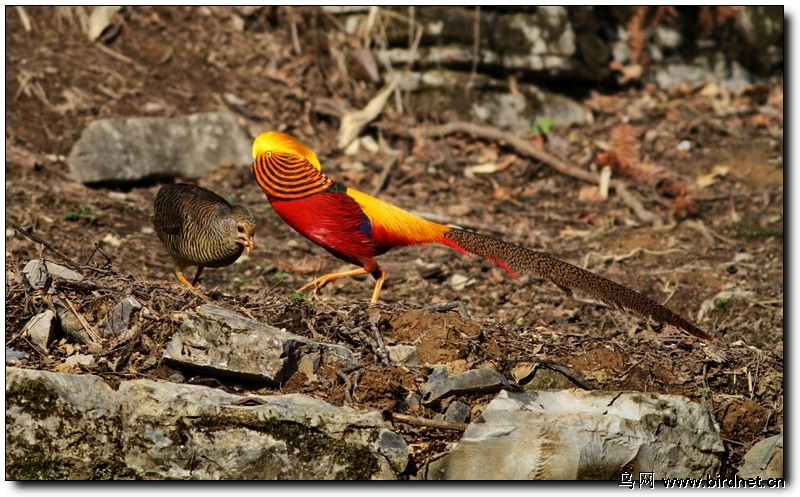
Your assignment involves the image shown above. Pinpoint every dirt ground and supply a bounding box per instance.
[5,7,783,479]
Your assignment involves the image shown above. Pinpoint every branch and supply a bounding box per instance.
[9,220,83,270]
[391,412,469,431]
[381,120,665,225]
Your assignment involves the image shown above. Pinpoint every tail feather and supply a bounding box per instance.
[441,227,715,341]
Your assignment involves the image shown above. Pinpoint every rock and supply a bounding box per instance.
[64,354,96,368]
[427,389,725,480]
[22,310,56,352]
[738,434,782,480]
[23,259,84,291]
[169,373,186,383]
[66,112,251,184]
[297,353,320,382]
[386,345,419,365]
[52,296,99,348]
[6,348,30,364]
[423,365,509,403]
[103,296,143,338]
[653,61,755,94]
[443,401,471,424]
[522,367,579,391]
[163,304,358,384]
[5,367,407,479]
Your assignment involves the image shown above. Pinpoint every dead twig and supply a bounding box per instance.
[383,121,674,226]
[422,300,471,320]
[94,41,133,64]
[384,121,598,184]
[391,412,469,431]
[612,180,664,226]
[683,219,736,245]
[9,220,83,270]
[370,154,398,197]
[16,6,32,32]
[535,359,598,390]
[335,369,354,403]
[286,7,302,55]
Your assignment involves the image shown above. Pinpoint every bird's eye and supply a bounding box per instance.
[266,151,272,157]
[237,225,245,233]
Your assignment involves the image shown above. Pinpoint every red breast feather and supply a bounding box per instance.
[269,191,378,267]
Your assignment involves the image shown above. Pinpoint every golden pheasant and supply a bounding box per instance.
[251,131,715,341]
[153,183,255,292]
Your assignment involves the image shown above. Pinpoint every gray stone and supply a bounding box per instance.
[64,354,95,368]
[386,345,418,365]
[6,348,30,363]
[104,296,143,337]
[5,367,407,479]
[22,310,56,352]
[23,259,84,291]
[66,112,251,184]
[163,304,357,384]
[739,434,782,480]
[423,365,509,403]
[444,401,470,424]
[426,389,725,480]
[169,373,186,383]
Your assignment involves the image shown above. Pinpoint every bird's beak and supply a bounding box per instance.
[242,236,254,254]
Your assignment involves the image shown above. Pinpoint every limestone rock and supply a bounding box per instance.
[163,304,358,384]
[423,365,509,404]
[739,434,782,480]
[5,367,407,479]
[66,112,251,184]
[427,389,725,480]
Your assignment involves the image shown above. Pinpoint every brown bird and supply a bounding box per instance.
[153,183,255,293]
[251,131,716,341]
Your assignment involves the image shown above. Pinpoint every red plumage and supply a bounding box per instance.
[269,191,378,267]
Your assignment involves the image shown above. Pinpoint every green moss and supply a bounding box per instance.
[724,221,783,240]
[5,379,62,420]
[193,415,381,480]
[6,375,129,480]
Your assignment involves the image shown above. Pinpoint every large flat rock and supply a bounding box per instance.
[6,367,407,479]
[66,112,251,184]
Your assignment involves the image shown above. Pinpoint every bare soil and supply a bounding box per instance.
[5,7,783,479]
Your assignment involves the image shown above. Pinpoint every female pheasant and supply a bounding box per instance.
[252,131,715,341]
[153,183,255,293]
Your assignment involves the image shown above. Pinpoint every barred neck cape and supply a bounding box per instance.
[252,131,333,199]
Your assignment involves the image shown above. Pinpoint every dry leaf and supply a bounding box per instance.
[696,165,730,189]
[465,162,500,177]
[338,81,397,150]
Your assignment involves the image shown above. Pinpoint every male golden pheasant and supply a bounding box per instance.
[252,131,714,341]
[153,183,255,292]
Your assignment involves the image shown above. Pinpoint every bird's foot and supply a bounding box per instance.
[297,276,334,299]
[175,272,211,301]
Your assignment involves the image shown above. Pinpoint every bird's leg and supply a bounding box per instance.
[298,267,370,296]
[369,267,386,304]
[191,266,205,287]
[173,264,207,298]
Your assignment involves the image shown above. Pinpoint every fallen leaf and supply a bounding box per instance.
[696,165,730,189]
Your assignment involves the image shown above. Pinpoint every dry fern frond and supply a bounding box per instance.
[628,7,649,67]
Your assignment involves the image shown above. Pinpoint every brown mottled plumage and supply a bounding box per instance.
[153,183,255,293]
[444,228,715,341]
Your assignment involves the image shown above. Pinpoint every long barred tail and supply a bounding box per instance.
[441,227,716,341]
